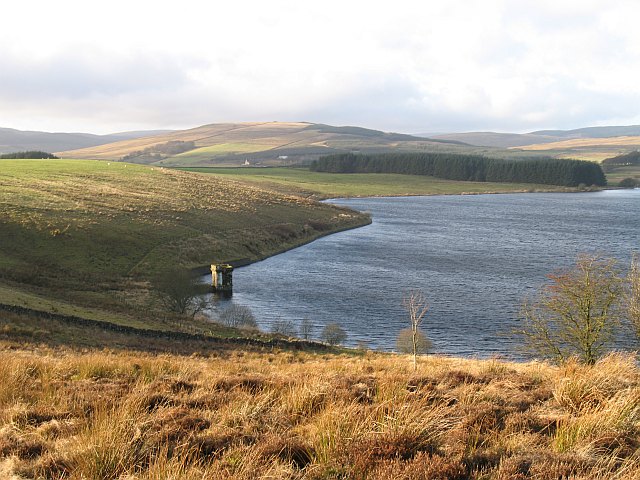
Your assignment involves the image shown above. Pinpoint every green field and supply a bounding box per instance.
[603,165,640,186]
[0,160,369,326]
[169,142,277,164]
[179,167,574,198]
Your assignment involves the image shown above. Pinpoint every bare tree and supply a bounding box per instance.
[299,317,313,340]
[519,255,624,365]
[401,290,430,371]
[271,318,297,337]
[628,253,640,341]
[321,323,347,346]
[218,304,258,329]
[153,267,209,318]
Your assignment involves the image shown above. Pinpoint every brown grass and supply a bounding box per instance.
[515,136,640,151]
[0,342,639,479]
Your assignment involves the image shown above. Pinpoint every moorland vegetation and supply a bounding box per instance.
[1,154,639,479]
[1,343,639,479]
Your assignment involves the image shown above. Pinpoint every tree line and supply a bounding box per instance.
[310,152,607,187]
[602,150,640,167]
[0,151,58,159]
[121,140,195,161]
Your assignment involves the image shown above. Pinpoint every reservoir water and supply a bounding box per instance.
[204,189,640,358]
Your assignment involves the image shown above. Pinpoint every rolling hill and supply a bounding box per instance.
[13,121,640,165]
[531,124,640,138]
[425,125,640,149]
[58,122,483,166]
[511,135,640,161]
[0,127,171,154]
[422,125,640,161]
[427,131,563,148]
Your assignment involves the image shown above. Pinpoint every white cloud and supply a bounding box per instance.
[1,0,640,133]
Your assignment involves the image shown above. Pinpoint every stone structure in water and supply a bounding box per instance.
[211,264,234,293]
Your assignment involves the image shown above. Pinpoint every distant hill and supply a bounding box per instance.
[427,132,562,148]
[419,125,640,161]
[0,127,172,154]
[422,125,640,150]
[509,136,640,162]
[531,125,640,139]
[58,122,480,166]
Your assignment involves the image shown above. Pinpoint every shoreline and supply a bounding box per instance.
[191,212,372,276]
[316,186,611,201]
[200,185,618,276]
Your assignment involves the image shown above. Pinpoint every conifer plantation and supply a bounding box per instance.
[311,153,607,187]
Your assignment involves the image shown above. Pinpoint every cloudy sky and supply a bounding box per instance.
[2,0,640,134]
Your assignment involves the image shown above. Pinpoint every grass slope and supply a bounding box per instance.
[179,167,575,199]
[603,165,640,186]
[1,342,638,479]
[0,160,368,323]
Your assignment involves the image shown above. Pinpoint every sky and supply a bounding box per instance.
[2,0,640,135]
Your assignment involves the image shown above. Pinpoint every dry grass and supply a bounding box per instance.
[516,136,640,151]
[1,342,638,479]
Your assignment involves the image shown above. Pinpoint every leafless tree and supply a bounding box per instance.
[628,253,640,341]
[218,304,258,329]
[299,318,313,340]
[153,267,209,318]
[321,323,347,346]
[271,318,297,337]
[401,290,431,371]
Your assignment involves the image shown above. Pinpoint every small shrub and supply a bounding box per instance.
[270,318,297,337]
[396,328,432,355]
[218,304,257,329]
[321,323,347,345]
[618,177,638,188]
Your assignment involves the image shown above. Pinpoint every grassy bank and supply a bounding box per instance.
[179,167,575,199]
[0,343,638,479]
[0,160,369,326]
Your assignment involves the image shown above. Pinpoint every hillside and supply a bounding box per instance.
[0,127,170,154]
[57,122,495,166]
[0,160,369,326]
[512,136,640,161]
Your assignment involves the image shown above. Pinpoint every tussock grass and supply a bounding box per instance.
[1,343,638,479]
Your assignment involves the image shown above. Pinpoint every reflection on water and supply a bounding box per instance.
[203,189,640,359]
